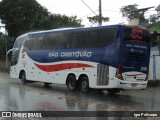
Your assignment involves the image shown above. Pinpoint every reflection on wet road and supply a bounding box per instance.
[0,72,160,120]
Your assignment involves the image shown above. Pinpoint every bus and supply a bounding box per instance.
[9,25,151,93]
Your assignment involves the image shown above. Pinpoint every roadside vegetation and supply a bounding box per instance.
[0,61,9,72]
[149,22,160,32]
[0,1,160,73]
[0,0,83,72]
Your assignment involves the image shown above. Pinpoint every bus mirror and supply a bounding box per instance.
[7,48,18,55]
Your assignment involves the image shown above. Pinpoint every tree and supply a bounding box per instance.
[42,14,82,29]
[0,32,5,59]
[120,4,138,19]
[0,32,13,60]
[120,4,148,25]
[87,15,109,25]
[149,14,159,24]
[0,0,83,39]
[0,0,49,39]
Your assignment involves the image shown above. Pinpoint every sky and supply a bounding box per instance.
[0,0,159,33]
[36,0,160,26]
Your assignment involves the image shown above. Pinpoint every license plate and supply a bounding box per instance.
[132,83,137,87]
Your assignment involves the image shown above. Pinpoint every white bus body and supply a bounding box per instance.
[10,25,150,93]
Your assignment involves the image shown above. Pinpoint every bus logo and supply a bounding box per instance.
[22,54,25,58]
[131,27,143,39]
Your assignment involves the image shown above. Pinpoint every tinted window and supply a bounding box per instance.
[123,27,150,44]
[23,35,44,51]
[98,28,117,47]
[43,32,72,50]
[23,27,117,51]
[13,36,26,48]
[11,36,26,65]
[73,28,117,48]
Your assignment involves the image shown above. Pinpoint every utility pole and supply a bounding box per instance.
[99,0,102,26]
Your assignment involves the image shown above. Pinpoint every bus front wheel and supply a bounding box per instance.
[67,75,77,91]
[20,72,27,84]
[80,77,89,93]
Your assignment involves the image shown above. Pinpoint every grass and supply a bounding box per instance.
[148,22,160,45]
[149,22,160,32]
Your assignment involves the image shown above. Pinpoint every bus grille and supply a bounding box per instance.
[97,64,109,86]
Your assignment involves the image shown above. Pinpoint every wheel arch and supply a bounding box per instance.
[19,70,25,79]
[66,73,76,85]
[78,74,89,92]
[78,74,89,85]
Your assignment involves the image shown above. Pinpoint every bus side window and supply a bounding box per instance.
[23,37,30,52]
[98,28,116,47]
[30,37,37,50]
[59,32,72,49]
[54,33,62,49]
[72,31,82,48]
[43,34,57,50]
[23,35,37,51]
[66,33,73,49]
[44,33,67,50]
[77,30,89,48]
[89,30,98,48]
[43,34,51,50]
[57,33,69,49]
[29,35,43,50]
[37,36,44,50]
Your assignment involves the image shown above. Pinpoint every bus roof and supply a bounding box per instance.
[28,24,122,36]
[17,24,147,38]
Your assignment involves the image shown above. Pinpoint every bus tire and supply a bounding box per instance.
[80,77,89,93]
[67,75,77,91]
[20,72,27,85]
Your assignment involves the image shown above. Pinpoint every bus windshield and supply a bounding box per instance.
[11,36,26,65]
[123,26,150,44]
[120,26,150,74]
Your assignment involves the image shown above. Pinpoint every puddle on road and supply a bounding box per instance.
[1,82,145,112]
[39,92,44,95]
[1,72,160,120]
[0,81,158,111]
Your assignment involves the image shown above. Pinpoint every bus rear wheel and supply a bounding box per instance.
[20,72,27,84]
[80,77,89,93]
[67,75,77,91]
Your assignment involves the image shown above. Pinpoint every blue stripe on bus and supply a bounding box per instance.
[28,25,120,36]
[26,25,150,75]
[27,46,119,67]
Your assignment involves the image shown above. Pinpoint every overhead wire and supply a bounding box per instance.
[79,2,158,24]
[80,0,97,16]
[78,10,98,20]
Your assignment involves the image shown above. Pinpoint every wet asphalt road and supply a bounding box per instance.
[0,72,160,120]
